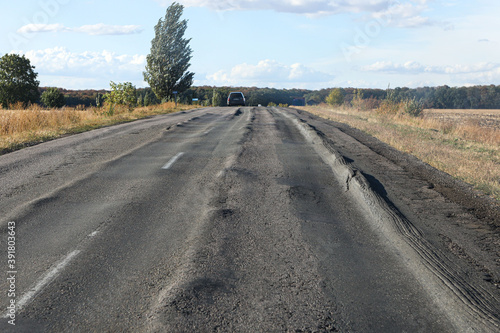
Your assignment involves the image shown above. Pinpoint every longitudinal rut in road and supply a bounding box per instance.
[145,108,496,332]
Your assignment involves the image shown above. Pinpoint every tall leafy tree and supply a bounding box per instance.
[0,54,40,108]
[144,2,194,102]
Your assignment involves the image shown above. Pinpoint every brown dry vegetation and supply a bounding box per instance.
[0,102,198,154]
[296,105,500,201]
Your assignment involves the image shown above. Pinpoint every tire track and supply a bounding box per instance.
[277,107,500,332]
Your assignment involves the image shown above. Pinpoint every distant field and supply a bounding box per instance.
[425,109,500,115]
[423,109,500,129]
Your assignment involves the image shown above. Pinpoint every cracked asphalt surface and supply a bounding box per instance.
[0,107,498,332]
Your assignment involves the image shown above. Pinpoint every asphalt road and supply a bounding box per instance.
[0,107,498,332]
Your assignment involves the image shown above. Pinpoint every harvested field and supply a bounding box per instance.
[423,109,500,129]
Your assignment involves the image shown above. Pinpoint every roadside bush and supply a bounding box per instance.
[350,91,379,111]
[41,87,65,108]
[403,97,424,117]
[104,81,137,113]
[377,99,401,115]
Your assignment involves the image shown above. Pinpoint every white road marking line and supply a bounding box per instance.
[88,230,100,238]
[162,152,185,170]
[4,250,81,317]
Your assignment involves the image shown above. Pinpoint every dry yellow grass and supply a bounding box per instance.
[296,105,500,201]
[0,102,199,154]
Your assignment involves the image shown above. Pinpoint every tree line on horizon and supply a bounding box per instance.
[162,84,500,109]
[5,84,500,110]
[2,1,500,110]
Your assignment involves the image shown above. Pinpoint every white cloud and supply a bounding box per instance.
[17,24,67,34]
[22,47,147,88]
[157,0,445,28]
[362,61,500,75]
[157,0,389,16]
[206,59,334,87]
[370,0,452,29]
[17,23,143,36]
[361,60,429,73]
[361,60,500,85]
[461,67,500,85]
[74,24,143,36]
[438,63,500,75]
[372,2,428,27]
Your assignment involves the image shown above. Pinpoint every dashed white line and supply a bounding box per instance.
[4,250,81,317]
[88,230,100,238]
[162,152,185,170]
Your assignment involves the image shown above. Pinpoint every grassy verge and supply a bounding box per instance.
[296,105,500,201]
[0,102,199,155]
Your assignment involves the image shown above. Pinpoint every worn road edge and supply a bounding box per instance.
[276,107,500,332]
[0,112,205,232]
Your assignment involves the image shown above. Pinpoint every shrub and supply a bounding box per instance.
[403,97,424,117]
[377,99,401,115]
[41,87,65,108]
[104,81,137,112]
[326,88,344,107]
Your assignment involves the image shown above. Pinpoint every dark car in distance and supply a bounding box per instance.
[227,92,246,106]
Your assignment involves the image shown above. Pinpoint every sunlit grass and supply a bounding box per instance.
[297,105,500,201]
[0,102,199,154]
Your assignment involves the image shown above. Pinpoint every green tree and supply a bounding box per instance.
[95,93,104,107]
[304,89,330,105]
[144,91,151,106]
[326,88,344,107]
[142,89,160,106]
[41,87,65,108]
[351,88,364,109]
[0,54,40,108]
[104,81,137,112]
[212,88,225,107]
[143,2,194,102]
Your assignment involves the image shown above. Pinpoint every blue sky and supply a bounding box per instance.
[1,0,499,90]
